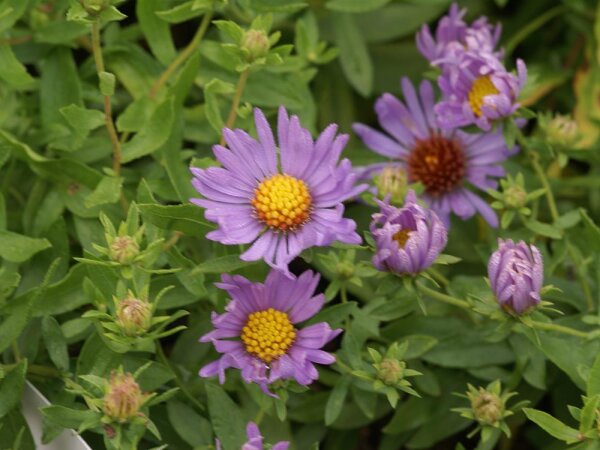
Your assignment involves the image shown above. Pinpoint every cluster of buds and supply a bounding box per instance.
[352,342,421,408]
[102,370,150,423]
[214,14,292,71]
[488,173,545,229]
[453,381,524,442]
[82,288,187,353]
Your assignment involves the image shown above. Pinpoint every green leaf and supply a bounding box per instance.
[0,45,35,89]
[60,105,105,133]
[206,384,247,450]
[191,255,253,274]
[0,231,51,263]
[580,395,600,433]
[325,378,350,425]
[85,176,123,208]
[0,0,28,34]
[42,316,70,372]
[524,219,562,239]
[137,0,177,65]
[41,405,101,430]
[401,335,439,360]
[156,1,210,23]
[587,353,600,396]
[580,209,600,251]
[138,203,214,237]
[204,78,235,133]
[326,0,391,13]
[523,408,581,443]
[121,98,175,163]
[333,13,373,96]
[99,71,116,96]
[0,360,27,419]
[166,400,212,446]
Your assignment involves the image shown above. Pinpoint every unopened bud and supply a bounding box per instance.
[109,236,139,265]
[545,115,579,148]
[84,0,109,12]
[470,388,503,425]
[336,261,354,279]
[102,372,145,423]
[241,29,270,61]
[377,358,404,385]
[116,297,152,337]
[503,185,527,209]
[375,166,408,205]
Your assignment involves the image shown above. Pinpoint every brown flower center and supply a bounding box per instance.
[408,135,466,196]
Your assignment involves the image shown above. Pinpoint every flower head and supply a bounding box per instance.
[416,3,502,65]
[191,107,365,275]
[488,239,543,314]
[370,190,447,275]
[109,235,140,265]
[435,53,527,131]
[216,422,289,450]
[102,371,148,423]
[199,269,341,394]
[354,78,515,227]
[115,296,152,337]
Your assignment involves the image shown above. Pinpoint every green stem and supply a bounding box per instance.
[340,283,351,329]
[505,5,566,56]
[155,342,206,412]
[415,282,471,310]
[426,267,450,286]
[219,68,250,146]
[528,320,590,339]
[149,11,213,99]
[90,21,123,179]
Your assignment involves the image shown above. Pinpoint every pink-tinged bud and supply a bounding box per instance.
[102,372,145,423]
[116,297,152,336]
[370,190,447,275]
[241,29,270,61]
[109,236,139,265]
[469,388,503,425]
[488,239,543,314]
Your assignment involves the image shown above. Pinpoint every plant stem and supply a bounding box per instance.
[528,320,590,339]
[155,341,206,412]
[149,12,213,99]
[219,68,250,145]
[90,22,122,178]
[415,282,471,310]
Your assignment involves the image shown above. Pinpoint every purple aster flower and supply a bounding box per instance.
[190,107,365,274]
[435,53,527,131]
[416,2,502,65]
[216,422,289,450]
[370,190,447,274]
[353,78,515,227]
[488,239,543,314]
[199,269,341,394]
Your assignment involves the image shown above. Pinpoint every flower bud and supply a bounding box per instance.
[503,185,527,209]
[241,29,270,61]
[116,297,152,337]
[375,166,408,205]
[109,236,139,265]
[102,372,145,423]
[469,388,503,425]
[377,358,405,385]
[84,0,109,12]
[370,190,447,275]
[545,114,579,148]
[488,239,543,314]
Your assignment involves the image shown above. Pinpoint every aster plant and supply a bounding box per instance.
[354,78,515,227]
[191,106,365,274]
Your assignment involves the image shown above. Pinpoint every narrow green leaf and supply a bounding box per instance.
[137,0,177,65]
[42,316,70,372]
[206,384,247,450]
[85,176,123,208]
[0,360,27,419]
[156,1,209,23]
[325,378,350,425]
[523,408,581,443]
[0,231,51,263]
[326,0,391,13]
[166,400,212,446]
[0,45,35,89]
[138,203,214,237]
[524,219,562,239]
[587,353,600,397]
[191,255,252,274]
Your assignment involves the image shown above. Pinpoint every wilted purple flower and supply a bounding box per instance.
[216,422,289,450]
[488,239,543,314]
[199,269,341,394]
[416,2,502,65]
[190,107,365,275]
[353,78,515,227]
[370,190,447,274]
[435,53,527,131]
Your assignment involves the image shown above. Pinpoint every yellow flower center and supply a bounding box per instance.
[241,308,296,363]
[392,229,412,248]
[251,174,312,232]
[468,76,499,117]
